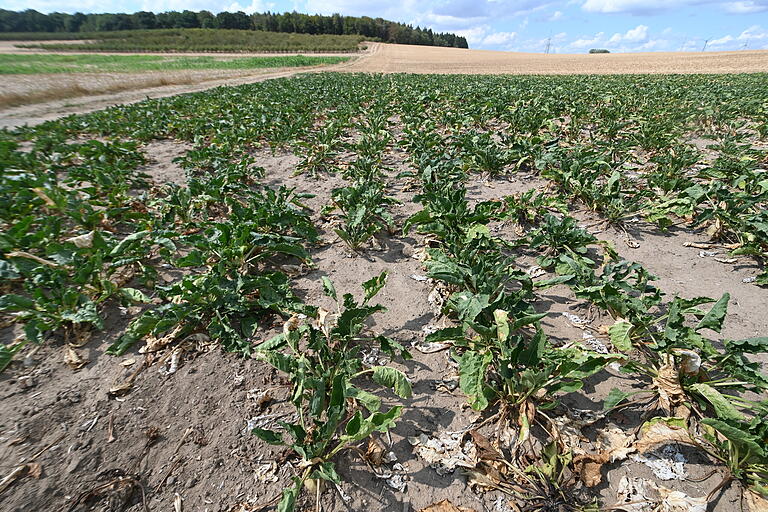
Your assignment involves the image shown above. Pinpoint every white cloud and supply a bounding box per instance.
[636,38,668,50]
[624,24,649,41]
[454,25,491,45]
[570,31,605,48]
[548,10,564,20]
[226,0,274,14]
[607,25,648,44]
[723,1,768,12]
[709,34,735,45]
[482,31,517,45]
[583,0,768,13]
[421,13,488,29]
[738,25,768,40]
[582,0,679,13]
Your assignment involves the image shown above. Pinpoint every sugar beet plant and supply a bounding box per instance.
[252,273,411,511]
[0,121,323,367]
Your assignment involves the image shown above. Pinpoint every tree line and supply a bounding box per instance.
[0,9,469,49]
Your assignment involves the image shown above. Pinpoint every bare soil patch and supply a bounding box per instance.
[138,140,193,187]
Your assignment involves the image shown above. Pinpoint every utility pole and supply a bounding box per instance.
[544,37,551,54]
[679,38,687,51]
[701,38,710,52]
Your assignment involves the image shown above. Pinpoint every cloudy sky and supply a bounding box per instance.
[4,0,768,53]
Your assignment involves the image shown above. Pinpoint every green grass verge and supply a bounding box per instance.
[0,54,349,74]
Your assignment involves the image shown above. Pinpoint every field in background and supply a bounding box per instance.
[0,54,349,74]
[1,41,767,128]
[344,42,768,74]
[3,28,367,53]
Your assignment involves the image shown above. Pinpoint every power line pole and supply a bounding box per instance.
[544,36,551,54]
[679,38,687,51]
[701,38,710,52]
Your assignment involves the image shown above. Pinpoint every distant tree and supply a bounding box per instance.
[216,11,250,30]
[197,11,216,29]
[178,10,200,28]
[133,11,157,30]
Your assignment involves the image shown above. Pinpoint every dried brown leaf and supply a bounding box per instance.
[64,346,88,370]
[683,242,714,249]
[419,500,477,512]
[26,463,42,479]
[469,430,503,462]
[365,436,386,466]
[5,251,59,268]
[65,231,95,248]
[624,238,640,249]
[282,315,300,336]
[573,452,609,487]
[108,359,146,397]
[672,349,701,376]
[581,458,607,487]
[141,324,184,353]
[654,357,688,419]
[635,419,694,454]
[32,188,56,206]
[597,428,635,462]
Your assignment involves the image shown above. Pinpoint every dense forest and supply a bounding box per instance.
[0,9,469,48]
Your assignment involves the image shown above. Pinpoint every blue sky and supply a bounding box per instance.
[3,0,768,53]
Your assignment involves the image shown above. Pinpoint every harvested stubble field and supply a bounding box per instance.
[1,72,768,512]
[342,43,768,74]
